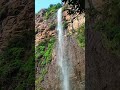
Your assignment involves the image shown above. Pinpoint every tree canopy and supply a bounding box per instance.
[62,0,85,14]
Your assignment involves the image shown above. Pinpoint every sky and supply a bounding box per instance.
[35,0,61,13]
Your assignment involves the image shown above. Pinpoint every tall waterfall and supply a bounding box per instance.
[57,8,70,90]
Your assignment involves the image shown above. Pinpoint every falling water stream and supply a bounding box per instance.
[57,8,70,90]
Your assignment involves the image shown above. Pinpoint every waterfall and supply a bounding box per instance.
[57,8,70,90]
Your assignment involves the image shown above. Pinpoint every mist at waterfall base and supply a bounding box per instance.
[57,8,71,90]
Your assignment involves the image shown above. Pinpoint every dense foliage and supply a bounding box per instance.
[49,23,56,30]
[35,37,56,90]
[76,24,85,48]
[35,37,56,66]
[44,3,62,19]
[62,0,85,14]
[0,31,35,89]
[63,21,68,29]
[95,0,120,56]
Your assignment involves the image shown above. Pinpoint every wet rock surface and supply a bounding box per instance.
[35,4,85,90]
[35,8,85,46]
[41,36,85,90]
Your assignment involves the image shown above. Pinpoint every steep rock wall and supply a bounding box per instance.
[63,10,85,33]
[0,0,34,53]
[86,0,120,89]
[35,10,56,46]
[41,36,85,90]
[35,5,85,90]
[0,0,34,89]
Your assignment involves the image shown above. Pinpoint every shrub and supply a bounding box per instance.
[35,37,56,89]
[76,24,85,48]
[49,23,56,30]
[0,29,35,89]
[94,0,120,56]
[44,3,62,19]
[63,21,68,29]
[62,5,67,11]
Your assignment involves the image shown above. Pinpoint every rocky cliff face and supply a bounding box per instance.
[35,9,57,46]
[35,5,85,90]
[63,11,85,33]
[35,7,85,46]
[0,0,34,89]
[0,0,34,53]
[40,36,85,90]
[86,0,120,89]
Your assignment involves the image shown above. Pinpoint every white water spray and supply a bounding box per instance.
[57,8,70,90]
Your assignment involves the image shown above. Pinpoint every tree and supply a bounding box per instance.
[62,0,85,14]
[50,4,54,8]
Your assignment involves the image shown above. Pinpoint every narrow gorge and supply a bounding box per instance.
[35,3,85,90]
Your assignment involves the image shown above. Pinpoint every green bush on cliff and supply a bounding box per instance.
[63,21,68,29]
[44,3,62,19]
[35,37,56,66]
[62,5,67,11]
[35,37,56,89]
[76,24,85,48]
[41,68,48,75]
[49,23,56,30]
[0,30,35,89]
[35,37,56,74]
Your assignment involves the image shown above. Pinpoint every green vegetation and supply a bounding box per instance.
[63,21,68,29]
[44,3,62,19]
[62,0,85,14]
[35,37,56,90]
[0,31,35,89]
[62,5,67,11]
[49,23,56,30]
[94,0,120,56]
[35,37,56,66]
[76,24,85,48]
